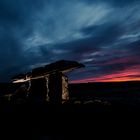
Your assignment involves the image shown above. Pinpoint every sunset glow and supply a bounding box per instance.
[71,66,140,83]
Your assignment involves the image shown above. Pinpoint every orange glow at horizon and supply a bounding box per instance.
[70,65,140,83]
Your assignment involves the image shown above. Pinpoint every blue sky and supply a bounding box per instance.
[0,0,140,82]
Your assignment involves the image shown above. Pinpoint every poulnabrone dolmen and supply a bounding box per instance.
[12,60,85,104]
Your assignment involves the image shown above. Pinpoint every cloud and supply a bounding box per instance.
[83,0,139,7]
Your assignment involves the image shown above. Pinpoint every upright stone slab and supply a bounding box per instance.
[48,72,63,104]
[29,78,47,103]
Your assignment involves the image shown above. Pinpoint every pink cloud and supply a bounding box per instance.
[100,55,140,66]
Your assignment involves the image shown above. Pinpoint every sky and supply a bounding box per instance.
[0,0,140,83]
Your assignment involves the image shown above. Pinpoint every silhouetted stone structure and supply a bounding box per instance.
[12,60,84,104]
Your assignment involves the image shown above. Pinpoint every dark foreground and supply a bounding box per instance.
[0,81,140,139]
[0,104,140,140]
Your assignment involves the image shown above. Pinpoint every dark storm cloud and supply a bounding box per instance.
[125,40,140,54]
[83,0,138,6]
[1,0,140,82]
[80,23,123,43]
[0,0,44,81]
[39,22,122,62]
